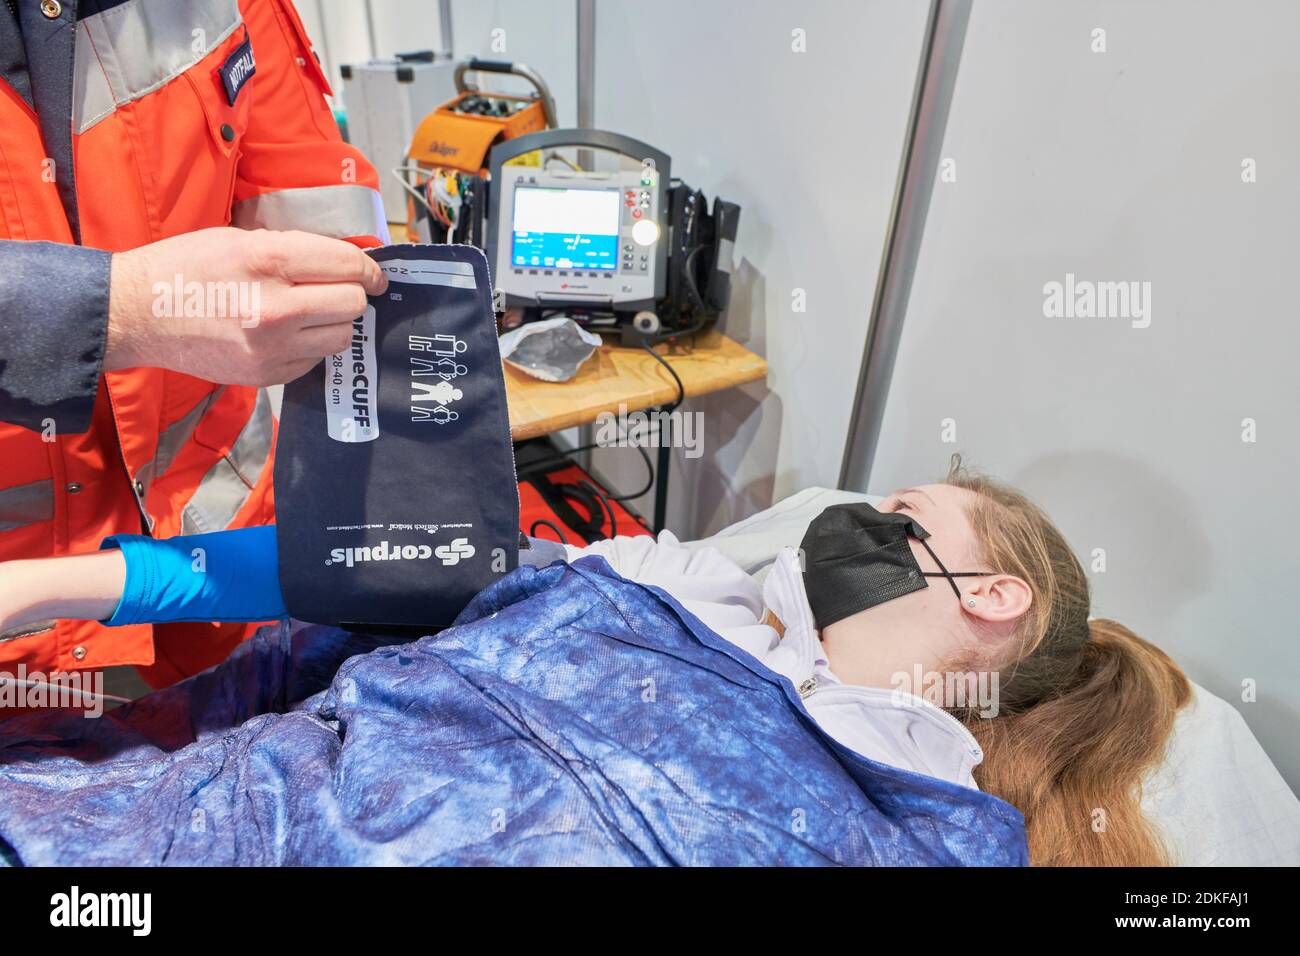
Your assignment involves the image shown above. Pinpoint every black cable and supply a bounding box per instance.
[556,433,655,502]
[519,346,685,528]
[554,347,683,507]
[579,480,617,538]
[681,244,709,315]
[553,483,605,541]
[662,318,709,345]
[641,340,686,413]
[559,439,606,456]
[529,518,569,544]
[604,441,656,502]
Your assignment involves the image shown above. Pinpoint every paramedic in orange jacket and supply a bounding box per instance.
[0,0,389,688]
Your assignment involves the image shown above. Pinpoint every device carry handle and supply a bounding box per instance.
[454,58,559,129]
[394,50,437,63]
[487,128,671,181]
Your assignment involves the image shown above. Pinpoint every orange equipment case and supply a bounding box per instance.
[403,59,557,238]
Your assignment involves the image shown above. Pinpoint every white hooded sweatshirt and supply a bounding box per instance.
[564,532,985,789]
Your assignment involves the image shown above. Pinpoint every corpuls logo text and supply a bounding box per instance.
[328,538,474,567]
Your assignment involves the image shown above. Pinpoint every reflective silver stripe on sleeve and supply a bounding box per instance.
[181,388,275,535]
[74,0,243,134]
[0,479,55,533]
[231,185,387,240]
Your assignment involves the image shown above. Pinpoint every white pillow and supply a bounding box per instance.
[684,487,1300,866]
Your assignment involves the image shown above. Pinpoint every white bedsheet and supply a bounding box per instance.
[685,487,1300,866]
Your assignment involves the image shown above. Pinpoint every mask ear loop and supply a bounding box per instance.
[916,537,992,601]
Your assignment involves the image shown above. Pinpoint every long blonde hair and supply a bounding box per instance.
[943,457,1190,866]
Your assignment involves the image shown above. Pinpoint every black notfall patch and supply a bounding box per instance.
[274,244,520,629]
[219,35,256,106]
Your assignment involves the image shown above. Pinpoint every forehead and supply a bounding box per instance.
[913,482,975,510]
[892,483,981,536]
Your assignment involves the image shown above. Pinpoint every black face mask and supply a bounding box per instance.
[799,502,991,630]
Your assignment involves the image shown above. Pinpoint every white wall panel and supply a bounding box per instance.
[870,0,1300,790]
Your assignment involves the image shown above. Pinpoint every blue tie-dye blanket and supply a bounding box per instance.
[0,557,1027,865]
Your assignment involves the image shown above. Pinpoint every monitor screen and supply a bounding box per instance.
[511,186,621,272]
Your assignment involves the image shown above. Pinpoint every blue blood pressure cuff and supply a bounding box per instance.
[274,244,519,628]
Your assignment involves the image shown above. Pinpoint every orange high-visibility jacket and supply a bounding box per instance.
[0,0,385,685]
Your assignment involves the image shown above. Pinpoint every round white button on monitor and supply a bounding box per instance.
[632,218,660,246]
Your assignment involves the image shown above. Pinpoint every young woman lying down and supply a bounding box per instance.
[0,461,1189,866]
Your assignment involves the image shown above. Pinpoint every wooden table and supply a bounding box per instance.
[505,330,767,529]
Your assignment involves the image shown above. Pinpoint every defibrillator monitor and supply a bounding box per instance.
[488,129,670,313]
[510,185,622,273]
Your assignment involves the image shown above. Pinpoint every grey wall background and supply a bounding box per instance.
[299,0,578,127]
[586,0,929,536]
[870,0,1300,791]
[443,0,579,127]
